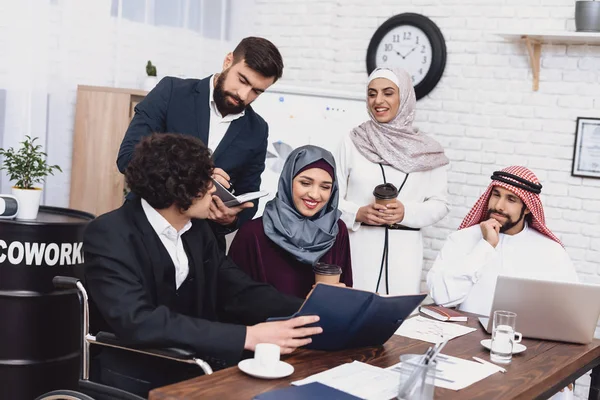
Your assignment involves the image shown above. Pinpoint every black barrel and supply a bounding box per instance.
[0,206,94,400]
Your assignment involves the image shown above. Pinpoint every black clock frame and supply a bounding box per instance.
[366,13,446,100]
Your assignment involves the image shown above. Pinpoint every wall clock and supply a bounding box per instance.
[366,13,447,100]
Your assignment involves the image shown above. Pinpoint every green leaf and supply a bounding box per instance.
[0,135,62,189]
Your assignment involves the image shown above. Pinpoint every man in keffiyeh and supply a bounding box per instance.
[427,166,579,399]
[426,166,578,317]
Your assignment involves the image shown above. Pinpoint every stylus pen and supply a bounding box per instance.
[473,356,507,373]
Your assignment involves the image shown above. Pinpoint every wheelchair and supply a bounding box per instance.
[35,276,213,400]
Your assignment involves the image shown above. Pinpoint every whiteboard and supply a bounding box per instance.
[250,85,368,216]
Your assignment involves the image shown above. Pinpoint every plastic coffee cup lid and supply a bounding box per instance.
[373,183,398,200]
[313,263,342,275]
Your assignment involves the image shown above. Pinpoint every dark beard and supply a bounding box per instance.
[213,69,246,116]
[486,205,527,233]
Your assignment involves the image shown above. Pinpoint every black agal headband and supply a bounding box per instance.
[491,171,542,194]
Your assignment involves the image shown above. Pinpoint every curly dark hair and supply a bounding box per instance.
[125,133,214,211]
[232,36,283,82]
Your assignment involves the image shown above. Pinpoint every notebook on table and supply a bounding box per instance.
[420,305,468,322]
[253,382,361,399]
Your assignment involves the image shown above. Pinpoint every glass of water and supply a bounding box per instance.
[490,310,523,364]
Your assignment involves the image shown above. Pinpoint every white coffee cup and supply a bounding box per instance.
[254,343,280,371]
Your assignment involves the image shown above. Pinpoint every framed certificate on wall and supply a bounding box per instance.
[572,117,600,179]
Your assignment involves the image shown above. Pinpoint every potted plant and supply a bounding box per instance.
[576,1,600,32]
[143,60,159,91]
[0,136,62,220]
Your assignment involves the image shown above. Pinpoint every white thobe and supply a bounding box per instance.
[427,223,578,400]
[335,133,450,295]
[427,223,579,317]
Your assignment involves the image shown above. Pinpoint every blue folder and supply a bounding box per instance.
[268,284,426,351]
[253,382,362,399]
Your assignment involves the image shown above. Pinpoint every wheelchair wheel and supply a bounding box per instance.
[35,389,96,400]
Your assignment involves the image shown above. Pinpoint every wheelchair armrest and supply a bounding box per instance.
[95,331,195,361]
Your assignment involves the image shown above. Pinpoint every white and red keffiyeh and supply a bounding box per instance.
[459,166,562,246]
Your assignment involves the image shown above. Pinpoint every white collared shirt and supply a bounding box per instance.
[207,73,245,153]
[141,199,192,289]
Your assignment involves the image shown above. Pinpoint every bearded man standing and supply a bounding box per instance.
[117,37,282,247]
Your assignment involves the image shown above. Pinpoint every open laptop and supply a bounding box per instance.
[479,275,600,344]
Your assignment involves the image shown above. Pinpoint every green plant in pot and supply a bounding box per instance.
[0,136,62,219]
[146,60,157,77]
[144,60,159,91]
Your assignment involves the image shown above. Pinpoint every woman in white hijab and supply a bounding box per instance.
[335,67,450,295]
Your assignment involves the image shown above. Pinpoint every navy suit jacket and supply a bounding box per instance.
[84,198,302,390]
[117,76,269,234]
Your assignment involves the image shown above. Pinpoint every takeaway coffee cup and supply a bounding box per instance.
[373,183,398,206]
[313,262,342,284]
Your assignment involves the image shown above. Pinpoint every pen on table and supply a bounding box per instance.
[391,364,444,374]
[434,375,456,383]
[435,354,457,364]
[429,339,449,363]
[472,356,507,373]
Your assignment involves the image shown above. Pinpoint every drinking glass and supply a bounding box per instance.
[490,310,522,364]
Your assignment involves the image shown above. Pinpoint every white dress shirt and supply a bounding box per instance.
[141,199,192,289]
[426,223,579,316]
[207,74,245,153]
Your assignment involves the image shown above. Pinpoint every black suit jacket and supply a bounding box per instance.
[83,198,302,368]
[116,76,269,232]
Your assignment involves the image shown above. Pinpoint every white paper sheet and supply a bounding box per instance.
[387,353,500,391]
[394,316,477,343]
[292,361,399,400]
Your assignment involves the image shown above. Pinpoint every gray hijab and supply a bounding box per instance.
[262,145,341,266]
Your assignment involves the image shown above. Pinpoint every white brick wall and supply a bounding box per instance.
[252,0,600,275]
[253,1,599,397]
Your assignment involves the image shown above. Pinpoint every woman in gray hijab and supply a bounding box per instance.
[229,145,352,298]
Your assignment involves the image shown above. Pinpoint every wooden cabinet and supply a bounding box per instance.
[69,85,147,217]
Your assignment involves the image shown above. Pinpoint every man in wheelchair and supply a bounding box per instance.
[83,133,321,396]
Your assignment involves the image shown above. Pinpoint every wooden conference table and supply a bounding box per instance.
[149,314,600,400]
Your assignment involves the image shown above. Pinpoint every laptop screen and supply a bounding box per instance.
[478,317,490,332]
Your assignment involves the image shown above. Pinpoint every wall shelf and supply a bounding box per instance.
[495,31,600,91]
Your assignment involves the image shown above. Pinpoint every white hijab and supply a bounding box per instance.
[350,68,449,173]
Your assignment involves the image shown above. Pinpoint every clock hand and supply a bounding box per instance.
[404,46,417,57]
[394,50,406,60]
[386,44,406,59]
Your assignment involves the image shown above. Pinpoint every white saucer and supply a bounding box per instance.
[481,339,527,354]
[238,359,294,379]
